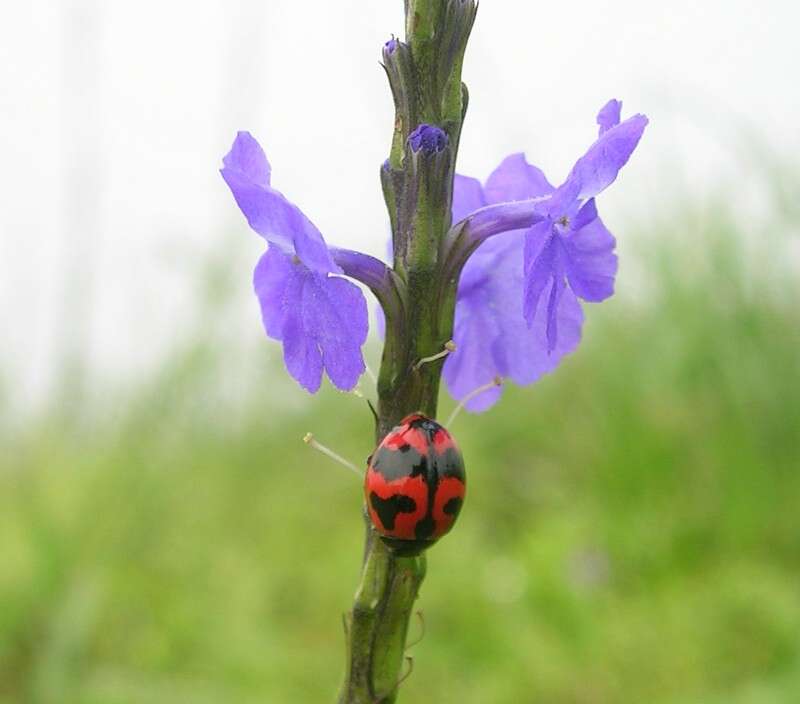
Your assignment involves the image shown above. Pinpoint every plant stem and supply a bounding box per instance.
[338,320,444,703]
[338,2,475,701]
[338,520,427,704]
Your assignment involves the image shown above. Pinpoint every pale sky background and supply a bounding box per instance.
[1,0,798,410]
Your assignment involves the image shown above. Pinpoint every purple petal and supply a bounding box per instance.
[521,280,584,371]
[445,233,584,413]
[484,153,554,204]
[444,298,505,412]
[283,311,325,393]
[597,99,622,135]
[572,198,598,231]
[522,221,558,326]
[329,246,393,296]
[450,154,553,256]
[253,247,293,339]
[452,174,486,224]
[544,275,566,352]
[309,275,369,390]
[563,114,648,201]
[445,238,513,412]
[456,199,548,252]
[564,216,618,302]
[253,248,367,392]
[543,177,582,220]
[221,132,337,274]
[223,130,271,187]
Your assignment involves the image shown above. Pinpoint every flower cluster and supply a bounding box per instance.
[221,100,647,410]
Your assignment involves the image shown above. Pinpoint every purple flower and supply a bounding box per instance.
[221,132,369,392]
[444,100,647,411]
[523,102,647,350]
[444,156,582,411]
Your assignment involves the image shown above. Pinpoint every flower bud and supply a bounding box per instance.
[382,37,416,168]
[400,124,453,270]
[407,124,449,155]
[438,0,477,124]
[383,36,400,60]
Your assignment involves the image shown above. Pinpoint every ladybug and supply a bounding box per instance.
[365,413,466,556]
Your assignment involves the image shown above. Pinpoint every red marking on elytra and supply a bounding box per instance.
[383,422,429,456]
[432,428,455,455]
[432,476,466,538]
[365,470,428,540]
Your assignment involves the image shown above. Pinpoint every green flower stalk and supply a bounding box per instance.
[341,4,476,701]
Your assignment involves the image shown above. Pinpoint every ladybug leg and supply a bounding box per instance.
[303,432,363,478]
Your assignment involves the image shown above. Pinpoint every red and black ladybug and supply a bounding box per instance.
[365,413,466,556]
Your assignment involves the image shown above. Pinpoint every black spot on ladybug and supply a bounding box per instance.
[410,456,428,478]
[443,497,463,516]
[414,514,435,541]
[369,492,416,531]
[370,446,426,481]
[439,448,466,479]
[399,443,411,453]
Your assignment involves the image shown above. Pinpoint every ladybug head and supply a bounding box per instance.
[398,412,427,426]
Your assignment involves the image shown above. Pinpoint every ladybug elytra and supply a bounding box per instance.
[365,413,466,556]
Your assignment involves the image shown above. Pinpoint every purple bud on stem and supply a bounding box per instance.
[383,36,400,57]
[407,124,449,155]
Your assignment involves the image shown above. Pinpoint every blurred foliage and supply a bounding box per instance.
[1,189,799,704]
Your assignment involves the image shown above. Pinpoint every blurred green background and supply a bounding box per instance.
[2,163,799,704]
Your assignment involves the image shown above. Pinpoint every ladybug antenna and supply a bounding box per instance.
[414,340,456,370]
[446,375,504,426]
[303,433,363,479]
